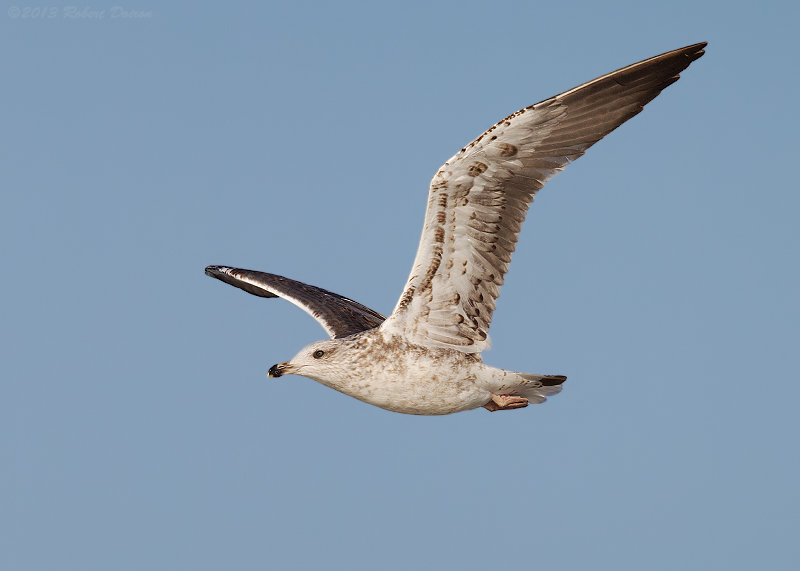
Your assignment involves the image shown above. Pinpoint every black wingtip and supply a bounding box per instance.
[651,42,707,69]
[686,41,707,61]
[205,265,229,278]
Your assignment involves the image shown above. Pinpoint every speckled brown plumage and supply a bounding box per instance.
[205,43,706,415]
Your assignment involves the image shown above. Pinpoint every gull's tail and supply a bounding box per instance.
[512,373,567,403]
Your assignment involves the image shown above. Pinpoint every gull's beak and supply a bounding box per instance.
[268,362,288,378]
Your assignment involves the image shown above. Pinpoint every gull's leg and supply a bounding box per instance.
[482,394,529,412]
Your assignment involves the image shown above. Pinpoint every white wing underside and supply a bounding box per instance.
[381,43,706,353]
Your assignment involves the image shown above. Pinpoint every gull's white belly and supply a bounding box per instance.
[341,366,492,415]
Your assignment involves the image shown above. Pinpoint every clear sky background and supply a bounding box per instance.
[2,1,798,569]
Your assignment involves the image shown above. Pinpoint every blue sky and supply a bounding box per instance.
[2,1,798,569]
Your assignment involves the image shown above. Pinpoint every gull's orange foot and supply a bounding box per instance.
[482,394,529,412]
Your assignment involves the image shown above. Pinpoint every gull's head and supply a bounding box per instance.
[268,339,345,381]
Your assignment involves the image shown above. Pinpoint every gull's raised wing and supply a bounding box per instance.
[382,43,706,353]
[205,266,385,339]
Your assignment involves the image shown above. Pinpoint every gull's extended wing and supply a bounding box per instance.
[382,43,706,353]
[205,266,385,339]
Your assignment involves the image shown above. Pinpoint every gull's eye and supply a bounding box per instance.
[313,350,325,359]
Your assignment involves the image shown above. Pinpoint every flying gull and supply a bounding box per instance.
[206,42,706,415]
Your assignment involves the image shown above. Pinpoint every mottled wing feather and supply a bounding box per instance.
[205,266,385,339]
[383,43,706,352]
